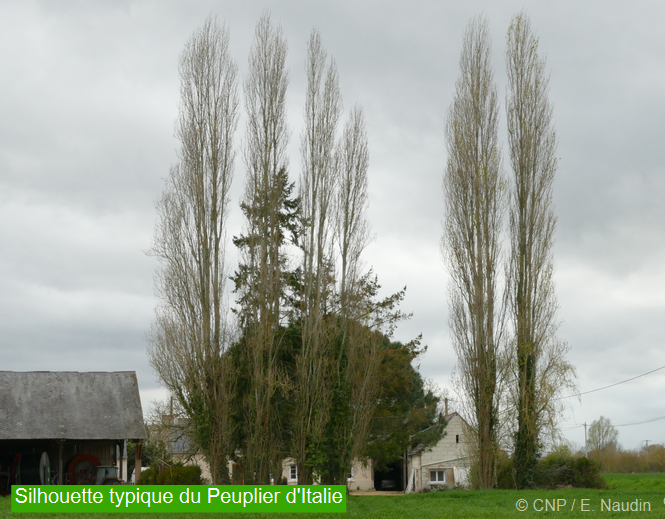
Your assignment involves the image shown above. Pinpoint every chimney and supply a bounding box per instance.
[444,397,448,416]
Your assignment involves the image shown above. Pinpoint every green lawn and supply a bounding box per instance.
[604,473,665,492]
[2,474,664,518]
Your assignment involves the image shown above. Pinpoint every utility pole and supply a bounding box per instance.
[645,440,650,472]
[584,423,588,458]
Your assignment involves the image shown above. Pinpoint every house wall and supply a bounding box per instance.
[347,460,373,491]
[421,415,467,463]
[175,455,358,486]
[408,414,471,491]
[282,458,298,484]
[406,452,422,492]
[279,458,374,490]
[167,451,372,489]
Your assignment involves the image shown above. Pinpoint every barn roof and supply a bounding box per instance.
[0,371,146,440]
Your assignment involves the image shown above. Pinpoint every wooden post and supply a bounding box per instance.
[403,450,407,492]
[58,441,64,485]
[135,440,143,483]
[118,441,124,481]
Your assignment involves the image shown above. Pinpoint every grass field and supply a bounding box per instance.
[2,474,664,518]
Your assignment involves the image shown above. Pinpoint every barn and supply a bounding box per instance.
[0,371,146,493]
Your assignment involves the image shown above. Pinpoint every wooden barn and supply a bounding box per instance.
[0,371,146,493]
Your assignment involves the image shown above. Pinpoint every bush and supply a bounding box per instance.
[533,452,575,488]
[572,457,606,489]
[496,456,514,489]
[496,452,606,490]
[136,464,160,484]
[534,452,605,489]
[137,463,203,485]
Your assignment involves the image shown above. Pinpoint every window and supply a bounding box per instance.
[430,470,445,483]
[289,465,297,481]
[456,434,460,444]
[347,466,354,481]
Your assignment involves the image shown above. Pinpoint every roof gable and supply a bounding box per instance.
[408,412,471,455]
[0,371,146,440]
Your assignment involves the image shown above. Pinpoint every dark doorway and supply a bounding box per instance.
[374,459,403,491]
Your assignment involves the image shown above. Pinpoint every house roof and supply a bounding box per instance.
[0,371,146,440]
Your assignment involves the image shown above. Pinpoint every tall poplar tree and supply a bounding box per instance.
[293,28,342,484]
[148,16,239,484]
[233,12,293,484]
[442,16,505,489]
[506,12,576,489]
[324,106,383,485]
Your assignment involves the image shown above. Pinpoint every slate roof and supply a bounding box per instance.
[0,371,146,440]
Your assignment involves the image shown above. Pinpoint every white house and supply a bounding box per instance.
[280,458,374,491]
[161,412,471,492]
[405,412,471,492]
[166,432,374,489]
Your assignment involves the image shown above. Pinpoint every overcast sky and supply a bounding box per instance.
[1,0,664,451]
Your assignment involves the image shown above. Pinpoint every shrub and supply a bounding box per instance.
[496,452,606,490]
[534,452,605,489]
[136,464,160,484]
[137,463,203,485]
[572,457,606,489]
[496,456,514,489]
[534,452,575,488]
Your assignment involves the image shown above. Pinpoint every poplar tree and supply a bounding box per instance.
[442,16,505,489]
[323,106,383,484]
[232,12,294,484]
[506,12,576,489]
[148,16,239,484]
[293,28,342,484]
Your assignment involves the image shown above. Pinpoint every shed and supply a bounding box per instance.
[0,371,146,490]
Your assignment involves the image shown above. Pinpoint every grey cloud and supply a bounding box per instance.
[0,0,663,445]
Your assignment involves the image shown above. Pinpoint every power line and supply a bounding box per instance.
[563,414,665,433]
[559,364,665,400]
[614,415,665,428]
